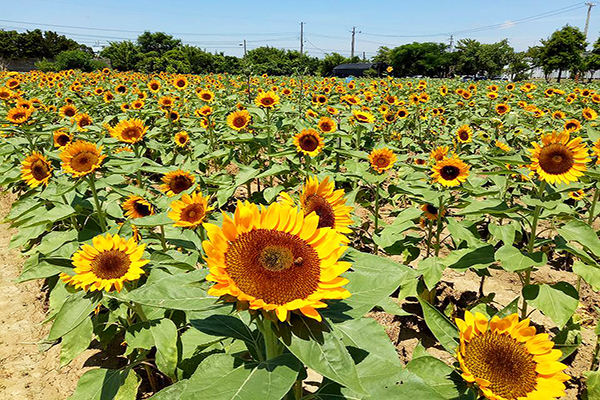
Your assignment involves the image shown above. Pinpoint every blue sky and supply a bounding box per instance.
[1,0,597,57]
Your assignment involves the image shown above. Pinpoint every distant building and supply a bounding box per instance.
[332,63,385,77]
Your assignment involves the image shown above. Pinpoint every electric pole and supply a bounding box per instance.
[300,22,305,55]
[449,35,454,52]
[584,2,596,39]
[239,39,247,57]
[362,51,366,61]
[350,26,360,58]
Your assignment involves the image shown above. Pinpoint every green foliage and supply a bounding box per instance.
[389,42,453,77]
[0,29,90,60]
[538,25,587,81]
[100,41,142,71]
[54,50,100,72]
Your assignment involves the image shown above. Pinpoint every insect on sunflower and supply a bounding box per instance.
[168,191,213,228]
[60,140,106,178]
[431,156,470,187]
[122,195,155,219]
[456,311,569,400]
[368,148,397,173]
[160,169,195,196]
[294,129,324,157]
[60,233,149,292]
[21,151,52,188]
[203,201,351,322]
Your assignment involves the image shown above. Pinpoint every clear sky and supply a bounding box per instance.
[1,0,597,58]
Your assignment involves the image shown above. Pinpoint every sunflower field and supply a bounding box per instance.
[2,68,600,400]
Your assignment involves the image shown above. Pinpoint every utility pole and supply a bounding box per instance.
[239,39,247,57]
[362,51,366,61]
[350,26,360,58]
[300,22,305,55]
[584,2,596,39]
[449,35,454,52]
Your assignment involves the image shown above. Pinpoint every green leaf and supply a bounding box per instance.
[418,298,459,354]
[558,220,600,259]
[488,223,516,245]
[573,260,600,291]
[522,283,579,328]
[132,212,172,227]
[114,370,140,400]
[263,185,284,203]
[148,381,189,400]
[181,353,300,400]
[443,245,496,270]
[152,319,179,380]
[446,218,481,248]
[584,370,600,400]
[283,319,366,395]
[190,315,258,343]
[48,291,100,341]
[406,356,468,399]
[20,204,76,228]
[495,297,520,319]
[69,368,133,400]
[417,257,445,290]
[494,245,547,272]
[60,317,93,367]
[9,224,46,249]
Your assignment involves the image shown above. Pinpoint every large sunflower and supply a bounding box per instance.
[294,129,324,157]
[21,151,52,188]
[528,131,589,185]
[7,107,32,124]
[226,110,251,131]
[254,91,280,108]
[60,233,148,292]
[108,118,147,144]
[122,195,155,219]
[368,148,397,173]
[60,140,106,178]
[279,176,353,236]
[160,169,195,196]
[168,191,213,228]
[431,156,470,187]
[203,201,351,322]
[456,311,569,400]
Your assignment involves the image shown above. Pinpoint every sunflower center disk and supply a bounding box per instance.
[181,204,204,223]
[31,160,50,180]
[225,229,320,305]
[539,143,574,175]
[91,249,132,280]
[133,201,152,217]
[440,165,460,180]
[464,331,537,399]
[72,151,99,172]
[300,135,319,152]
[234,117,246,127]
[170,176,193,194]
[305,194,336,229]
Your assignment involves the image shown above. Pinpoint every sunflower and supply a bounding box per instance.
[60,140,106,178]
[160,169,195,196]
[528,131,589,185]
[59,104,78,118]
[7,107,32,124]
[203,201,351,322]
[59,233,149,292]
[430,146,449,161]
[352,110,375,123]
[495,141,511,152]
[431,156,470,187]
[168,191,213,228]
[421,203,445,221]
[0,87,12,100]
[279,176,353,236]
[564,119,581,132]
[456,311,569,400]
[582,107,598,121]
[122,195,155,219]
[108,118,147,144]
[165,110,180,122]
[174,131,189,147]
[456,125,473,143]
[73,113,93,131]
[368,148,397,173]
[159,96,175,108]
[495,103,510,115]
[317,117,337,133]
[294,129,324,157]
[172,76,189,90]
[21,151,52,188]
[552,110,566,119]
[196,105,213,117]
[397,108,409,119]
[226,110,251,131]
[254,91,280,108]
[568,189,585,200]
[53,129,72,148]
[197,89,215,103]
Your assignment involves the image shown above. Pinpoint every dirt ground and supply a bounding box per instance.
[0,192,98,400]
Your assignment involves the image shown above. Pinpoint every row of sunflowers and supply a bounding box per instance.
[1,68,600,399]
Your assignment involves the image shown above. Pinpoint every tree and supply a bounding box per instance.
[389,42,452,77]
[100,41,141,71]
[54,50,101,71]
[538,25,587,82]
[478,39,514,77]
[372,46,392,64]
[320,53,347,76]
[180,45,214,74]
[507,51,531,81]
[455,38,482,75]
[137,32,182,55]
[583,36,600,82]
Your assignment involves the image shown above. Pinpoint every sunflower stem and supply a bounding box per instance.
[159,225,168,252]
[88,175,107,232]
[588,186,599,225]
[62,195,79,231]
[134,145,144,188]
[425,219,434,257]
[373,182,380,255]
[521,181,546,319]
[259,317,282,360]
[434,196,445,257]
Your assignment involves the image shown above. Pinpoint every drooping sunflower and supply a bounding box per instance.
[53,129,72,148]
[203,201,351,322]
[174,131,189,147]
[122,195,155,219]
[168,191,213,228]
[495,141,511,152]
[456,125,473,143]
[431,156,470,187]
[254,91,280,108]
[456,311,569,400]
[226,110,251,131]
[421,203,445,221]
[160,169,195,196]
[6,107,32,124]
[317,117,337,133]
[294,129,324,157]
[368,148,397,173]
[568,189,585,200]
[430,146,449,162]
[528,131,590,185]
[279,176,353,236]
[352,110,375,124]
[21,151,52,188]
[582,107,598,121]
[108,118,147,144]
[60,140,106,178]
[60,233,149,292]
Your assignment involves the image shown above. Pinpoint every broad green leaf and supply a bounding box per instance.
[558,220,600,259]
[495,297,520,319]
[132,212,172,227]
[418,298,459,353]
[148,380,189,400]
[488,223,516,246]
[69,368,133,400]
[584,370,600,400]
[190,314,258,343]
[48,291,100,341]
[443,245,496,270]
[446,218,481,248]
[573,260,600,291]
[114,370,140,400]
[417,257,444,290]
[406,356,467,399]
[152,319,178,380]
[181,353,300,400]
[60,317,93,367]
[9,224,46,249]
[522,283,579,328]
[494,245,547,272]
